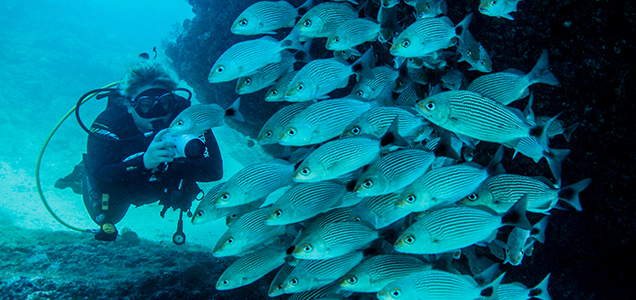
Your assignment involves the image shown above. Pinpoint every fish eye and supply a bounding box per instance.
[406,194,416,203]
[196,210,204,217]
[239,19,248,26]
[353,216,361,222]
[391,288,402,297]
[221,193,230,200]
[273,209,283,218]
[466,49,472,56]
[401,39,410,48]
[176,120,184,126]
[356,90,364,96]
[425,101,436,110]
[244,78,251,86]
[296,83,304,91]
[230,213,238,218]
[404,235,415,244]
[491,0,497,4]
[221,279,230,285]
[363,180,373,188]
[216,65,225,73]
[300,167,311,175]
[303,19,312,27]
[351,126,361,135]
[333,36,340,43]
[427,4,431,9]
[347,276,358,284]
[467,194,478,201]
[265,130,273,137]
[290,278,299,286]
[270,89,278,96]
[287,127,297,136]
[225,237,234,245]
[480,59,485,65]
[303,244,313,252]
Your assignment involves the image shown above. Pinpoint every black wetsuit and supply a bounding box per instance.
[84,99,223,225]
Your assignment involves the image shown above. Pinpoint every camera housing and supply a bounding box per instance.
[162,133,205,160]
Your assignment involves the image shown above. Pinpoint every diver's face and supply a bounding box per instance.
[127,85,175,132]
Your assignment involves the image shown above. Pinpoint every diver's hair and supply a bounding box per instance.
[120,60,178,98]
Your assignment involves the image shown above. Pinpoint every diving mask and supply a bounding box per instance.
[131,87,177,118]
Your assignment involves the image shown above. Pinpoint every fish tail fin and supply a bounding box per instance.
[544,147,570,183]
[562,121,580,142]
[352,46,374,79]
[295,39,313,63]
[282,28,303,51]
[473,263,501,286]
[530,112,562,149]
[557,178,591,211]
[528,50,560,86]
[432,131,461,161]
[486,146,506,176]
[480,272,505,300]
[296,0,313,16]
[529,273,552,300]
[455,13,474,38]
[529,217,548,244]
[225,97,244,122]
[502,195,532,230]
[380,116,411,151]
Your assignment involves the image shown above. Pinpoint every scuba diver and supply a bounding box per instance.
[56,58,223,241]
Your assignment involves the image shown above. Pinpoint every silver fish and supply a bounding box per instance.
[269,262,295,297]
[377,269,504,300]
[342,106,431,141]
[395,197,531,254]
[467,50,559,105]
[235,50,295,95]
[212,160,295,207]
[231,0,313,35]
[338,254,431,292]
[279,98,376,146]
[192,182,266,225]
[535,116,579,142]
[460,174,592,213]
[326,18,381,51]
[293,136,382,182]
[391,14,472,57]
[502,216,548,266]
[351,66,399,100]
[213,206,287,257]
[208,34,301,83]
[354,148,436,197]
[265,70,299,102]
[257,102,312,145]
[396,146,504,212]
[457,28,493,73]
[281,251,364,294]
[285,48,373,102]
[265,181,347,225]
[293,222,379,259]
[479,0,523,20]
[295,2,358,40]
[216,247,288,290]
[512,136,570,182]
[412,0,448,19]
[349,193,411,229]
[169,98,242,134]
[494,273,551,300]
[289,283,353,300]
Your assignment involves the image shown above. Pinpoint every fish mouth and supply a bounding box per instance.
[395,199,408,208]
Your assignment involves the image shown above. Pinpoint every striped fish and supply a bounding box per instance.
[395,83,420,106]
[342,106,431,141]
[192,183,266,225]
[281,251,364,294]
[479,0,523,20]
[293,222,379,259]
[493,274,551,300]
[377,269,504,300]
[231,0,313,35]
[285,48,373,102]
[279,98,376,146]
[216,247,288,290]
[257,102,312,145]
[269,262,295,297]
[352,66,399,100]
[265,70,298,102]
[325,18,381,51]
[412,0,448,19]
[293,136,382,182]
[212,160,295,207]
[468,50,559,105]
[512,136,570,182]
[535,116,579,142]
[338,254,431,292]
[354,148,436,197]
[213,206,287,257]
[235,50,295,95]
[289,283,353,300]
[295,2,358,40]
[390,14,472,57]
[415,90,542,147]
[349,193,411,229]
[456,27,492,73]
[396,146,504,212]
[460,174,591,213]
[169,98,243,134]
[265,181,347,225]
[208,34,301,83]
[394,198,531,254]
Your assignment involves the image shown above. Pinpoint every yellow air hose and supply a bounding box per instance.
[35,82,119,233]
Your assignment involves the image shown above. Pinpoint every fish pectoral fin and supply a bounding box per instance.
[503,14,515,20]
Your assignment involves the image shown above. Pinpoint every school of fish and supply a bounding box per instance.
[188,0,591,299]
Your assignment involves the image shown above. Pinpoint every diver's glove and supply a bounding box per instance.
[94,223,118,242]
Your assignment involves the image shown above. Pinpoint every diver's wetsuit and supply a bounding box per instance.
[84,99,223,226]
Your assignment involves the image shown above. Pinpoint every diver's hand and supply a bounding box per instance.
[143,129,176,170]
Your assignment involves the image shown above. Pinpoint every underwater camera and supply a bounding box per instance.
[162,133,205,160]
